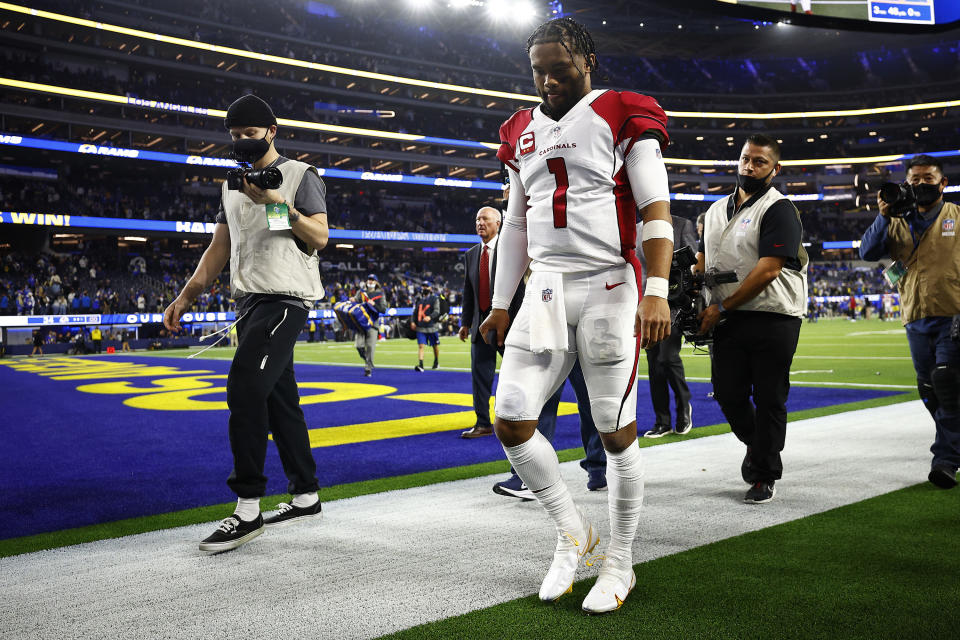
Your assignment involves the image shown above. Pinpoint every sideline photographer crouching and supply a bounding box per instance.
[695,134,808,504]
[860,154,960,490]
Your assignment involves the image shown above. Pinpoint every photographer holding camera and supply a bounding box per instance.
[164,94,330,552]
[860,155,960,490]
[695,134,808,504]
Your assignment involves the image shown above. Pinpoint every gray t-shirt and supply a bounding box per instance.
[215,156,327,224]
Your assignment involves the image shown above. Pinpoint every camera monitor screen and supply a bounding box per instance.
[714,0,960,25]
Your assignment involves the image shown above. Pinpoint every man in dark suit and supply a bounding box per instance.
[639,215,699,438]
[459,206,523,438]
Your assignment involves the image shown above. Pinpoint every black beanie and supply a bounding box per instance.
[224,94,277,129]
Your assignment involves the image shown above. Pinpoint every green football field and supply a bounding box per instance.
[8,318,958,639]
[147,315,919,391]
[738,0,870,21]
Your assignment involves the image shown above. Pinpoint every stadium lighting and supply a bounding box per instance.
[406,0,429,9]
[486,0,509,20]
[513,0,538,23]
[6,77,960,163]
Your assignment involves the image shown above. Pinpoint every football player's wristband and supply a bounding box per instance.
[717,302,727,314]
[641,219,673,242]
[644,276,668,299]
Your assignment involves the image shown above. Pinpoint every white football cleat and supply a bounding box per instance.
[581,555,637,614]
[538,510,599,602]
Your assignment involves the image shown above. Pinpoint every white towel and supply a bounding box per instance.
[527,271,568,353]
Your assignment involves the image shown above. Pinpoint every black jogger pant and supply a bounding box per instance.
[711,311,801,483]
[226,300,318,498]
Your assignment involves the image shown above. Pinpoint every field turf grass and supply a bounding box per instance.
[1,318,917,559]
[147,316,918,389]
[5,318,955,638]
[381,483,959,640]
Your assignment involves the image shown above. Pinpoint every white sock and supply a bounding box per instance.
[502,430,582,536]
[605,439,644,565]
[235,497,260,522]
[291,492,319,508]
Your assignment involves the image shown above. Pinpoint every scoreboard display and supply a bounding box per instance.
[715,0,960,25]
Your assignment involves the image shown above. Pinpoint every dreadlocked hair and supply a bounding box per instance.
[525,17,601,78]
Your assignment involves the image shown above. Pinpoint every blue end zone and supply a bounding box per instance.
[0,355,900,540]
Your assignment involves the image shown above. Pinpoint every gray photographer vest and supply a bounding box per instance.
[221,159,325,301]
[703,187,808,317]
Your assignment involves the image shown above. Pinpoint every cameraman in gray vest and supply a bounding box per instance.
[164,94,330,552]
[695,134,808,504]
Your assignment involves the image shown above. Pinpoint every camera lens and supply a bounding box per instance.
[245,167,283,190]
[878,182,904,205]
[259,167,283,190]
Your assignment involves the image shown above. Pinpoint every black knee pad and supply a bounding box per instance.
[918,381,939,418]
[931,365,960,414]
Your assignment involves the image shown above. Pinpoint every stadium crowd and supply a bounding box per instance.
[0,243,464,321]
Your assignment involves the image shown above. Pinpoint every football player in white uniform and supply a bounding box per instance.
[791,0,813,14]
[479,17,674,613]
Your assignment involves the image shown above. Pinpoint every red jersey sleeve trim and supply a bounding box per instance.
[497,108,534,172]
[590,90,670,150]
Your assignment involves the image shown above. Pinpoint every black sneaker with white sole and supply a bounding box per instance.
[199,514,264,553]
[675,403,693,435]
[263,500,323,527]
[643,423,672,438]
[744,481,776,504]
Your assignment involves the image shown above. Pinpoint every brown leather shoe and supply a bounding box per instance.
[460,425,493,439]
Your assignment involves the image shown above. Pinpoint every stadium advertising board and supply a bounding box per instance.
[0,211,484,243]
[0,307,449,327]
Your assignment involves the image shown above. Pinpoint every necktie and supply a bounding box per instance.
[478,244,491,312]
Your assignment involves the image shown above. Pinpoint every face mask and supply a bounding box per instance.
[232,131,271,163]
[737,167,776,195]
[913,183,942,207]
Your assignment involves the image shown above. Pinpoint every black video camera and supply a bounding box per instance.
[878,182,917,218]
[227,165,283,191]
[668,245,737,346]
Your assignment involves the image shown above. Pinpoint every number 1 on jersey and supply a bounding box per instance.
[546,157,568,228]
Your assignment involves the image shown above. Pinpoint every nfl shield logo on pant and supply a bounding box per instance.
[542,288,553,302]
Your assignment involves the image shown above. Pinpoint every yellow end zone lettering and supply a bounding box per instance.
[0,357,212,379]
[123,381,397,411]
[301,393,579,448]
[77,375,226,395]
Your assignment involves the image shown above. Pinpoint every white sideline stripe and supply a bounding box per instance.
[0,402,933,640]
[648,374,913,390]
